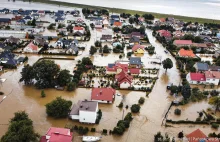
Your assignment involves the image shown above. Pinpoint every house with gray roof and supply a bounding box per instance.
[69,100,98,124]
[194,62,209,72]
[129,57,142,68]
[209,65,220,71]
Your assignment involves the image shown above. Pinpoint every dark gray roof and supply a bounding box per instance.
[129,57,142,65]
[129,36,140,43]
[195,62,209,71]
[69,100,98,115]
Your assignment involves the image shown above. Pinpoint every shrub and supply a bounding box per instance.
[41,90,46,98]
[138,97,145,104]
[211,123,219,129]
[199,112,203,117]
[174,108,181,115]
[91,128,96,132]
[131,104,141,113]
[102,129,108,134]
[118,102,123,108]
[196,117,201,121]
[74,125,78,130]
[124,112,133,122]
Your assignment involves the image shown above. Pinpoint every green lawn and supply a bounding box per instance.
[25,0,220,24]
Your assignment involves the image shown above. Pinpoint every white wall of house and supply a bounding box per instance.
[186,73,206,84]
[120,81,131,88]
[79,109,97,124]
[91,99,111,104]
[69,114,79,120]
[23,47,38,53]
[206,78,219,85]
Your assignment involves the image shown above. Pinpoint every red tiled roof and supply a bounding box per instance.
[157,30,172,38]
[186,129,207,142]
[160,18,166,22]
[205,71,220,79]
[138,17,144,22]
[27,42,38,51]
[91,88,116,101]
[129,68,140,74]
[132,44,145,52]
[106,63,128,72]
[46,127,71,136]
[114,21,122,26]
[178,48,196,58]
[49,133,73,142]
[40,136,47,142]
[115,71,133,84]
[73,26,84,30]
[192,43,208,48]
[190,73,206,81]
[38,10,45,13]
[174,40,192,45]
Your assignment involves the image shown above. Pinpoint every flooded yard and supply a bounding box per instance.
[0,1,220,142]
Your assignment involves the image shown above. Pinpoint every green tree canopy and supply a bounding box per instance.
[57,69,71,87]
[181,84,191,100]
[1,111,39,142]
[46,97,72,118]
[33,60,60,89]
[209,96,220,113]
[162,58,173,73]
[19,64,34,85]
[89,46,97,55]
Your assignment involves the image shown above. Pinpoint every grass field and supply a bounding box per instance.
[24,0,220,24]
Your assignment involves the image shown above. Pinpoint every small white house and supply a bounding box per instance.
[205,71,220,85]
[23,42,39,53]
[69,100,98,124]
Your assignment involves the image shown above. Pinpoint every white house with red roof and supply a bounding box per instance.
[157,30,172,39]
[73,26,85,34]
[106,62,128,74]
[173,40,193,47]
[40,127,73,142]
[205,71,220,85]
[91,87,116,103]
[186,73,206,84]
[69,100,98,124]
[115,71,133,88]
[23,42,39,53]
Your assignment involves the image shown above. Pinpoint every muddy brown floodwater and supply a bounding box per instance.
[0,27,219,142]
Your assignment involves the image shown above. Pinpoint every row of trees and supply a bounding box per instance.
[20,57,93,90]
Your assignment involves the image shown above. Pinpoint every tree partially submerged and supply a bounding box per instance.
[1,111,39,142]
[209,96,220,114]
[162,58,173,73]
[46,97,72,118]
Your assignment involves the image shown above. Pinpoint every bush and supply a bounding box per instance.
[174,108,181,115]
[118,102,123,108]
[124,112,133,122]
[102,129,108,134]
[138,97,145,104]
[211,123,219,129]
[91,128,96,132]
[131,104,141,113]
[41,90,46,98]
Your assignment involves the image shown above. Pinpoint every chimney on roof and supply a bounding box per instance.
[80,104,83,108]
[100,90,102,95]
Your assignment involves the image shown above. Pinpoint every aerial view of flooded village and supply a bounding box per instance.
[0,0,220,142]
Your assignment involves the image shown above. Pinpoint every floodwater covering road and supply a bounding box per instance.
[0,1,219,142]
